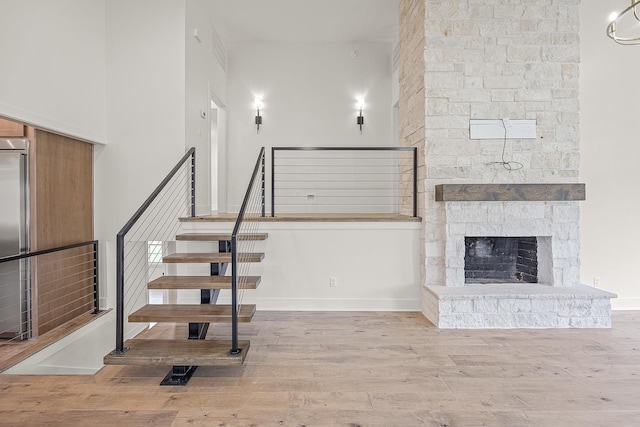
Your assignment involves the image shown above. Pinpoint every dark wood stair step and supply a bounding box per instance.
[162,252,264,263]
[148,275,261,290]
[103,339,250,366]
[176,233,268,241]
[129,304,256,323]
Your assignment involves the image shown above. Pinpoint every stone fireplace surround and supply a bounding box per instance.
[422,184,616,329]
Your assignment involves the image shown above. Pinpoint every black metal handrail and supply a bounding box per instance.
[230,147,265,354]
[271,146,418,217]
[0,240,99,341]
[113,147,196,354]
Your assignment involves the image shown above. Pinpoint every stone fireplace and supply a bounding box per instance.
[420,184,616,328]
[397,0,616,328]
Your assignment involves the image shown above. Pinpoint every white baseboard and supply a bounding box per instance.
[218,296,420,311]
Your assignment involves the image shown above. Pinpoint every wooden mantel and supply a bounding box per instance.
[435,183,586,202]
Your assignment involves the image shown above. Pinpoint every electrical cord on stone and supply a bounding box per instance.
[486,118,523,172]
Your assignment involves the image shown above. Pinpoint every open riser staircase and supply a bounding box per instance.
[104,231,267,384]
[104,146,267,385]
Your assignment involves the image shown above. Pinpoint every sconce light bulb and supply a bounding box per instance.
[357,98,365,110]
[254,97,263,110]
[609,11,619,22]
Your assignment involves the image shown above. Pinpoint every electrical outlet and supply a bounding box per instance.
[306,193,316,204]
[329,277,337,287]
[594,276,601,287]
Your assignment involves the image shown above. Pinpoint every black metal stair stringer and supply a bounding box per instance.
[159,240,230,386]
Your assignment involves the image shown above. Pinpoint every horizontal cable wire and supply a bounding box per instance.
[273,148,414,215]
[38,279,96,302]
[37,266,95,284]
[1,242,98,344]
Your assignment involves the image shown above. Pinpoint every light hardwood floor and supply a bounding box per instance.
[1,311,640,426]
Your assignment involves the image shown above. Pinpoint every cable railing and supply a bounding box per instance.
[0,240,99,344]
[271,147,417,217]
[230,147,265,354]
[112,148,196,354]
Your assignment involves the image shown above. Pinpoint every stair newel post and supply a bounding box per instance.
[190,150,196,217]
[271,147,275,217]
[93,240,100,315]
[230,235,240,354]
[261,151,266,218]
[114,233,126,354]
[412,147,417,218]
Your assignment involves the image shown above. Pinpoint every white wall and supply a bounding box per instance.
[185,0,227,215]
[0,0,107,143]
[180,221,421,311]
[580,2,640,309]
[225,42,393,211]
[96,0,187,308]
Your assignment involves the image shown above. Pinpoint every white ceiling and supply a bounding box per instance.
[208,0,400,43]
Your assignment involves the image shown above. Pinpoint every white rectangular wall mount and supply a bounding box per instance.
[470,119,537,140]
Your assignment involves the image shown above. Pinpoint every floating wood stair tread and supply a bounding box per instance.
[176,233,268,241]
[148,275,261,290]
[162,252,264,263]
[129,304,256,323]
[103,339,250,366]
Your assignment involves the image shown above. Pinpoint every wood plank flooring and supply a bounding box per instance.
[2,311,640,426]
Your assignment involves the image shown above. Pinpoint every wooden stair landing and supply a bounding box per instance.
[176,233,268,241]
[104,339,250,366]
[163,252,264,263]
[148,275,261,290]
[129,304,256,323]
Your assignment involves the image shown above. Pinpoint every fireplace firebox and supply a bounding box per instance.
[464,237,537,284]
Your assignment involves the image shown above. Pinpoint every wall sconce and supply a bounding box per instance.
[357,98,365,134]
[254,97,263,134]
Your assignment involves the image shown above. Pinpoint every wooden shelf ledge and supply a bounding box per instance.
[435,184,586,202]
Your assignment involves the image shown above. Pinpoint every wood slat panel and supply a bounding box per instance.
[435,183,586,202]
[176,233,268,241]
[31,129,93,250]
[128,304,256,323]
[147,275,260,290]
[35,246,95,335]
[27,129,94,335]
[103,339,250,366]
[162,252,264,263]
[0,118,24,137]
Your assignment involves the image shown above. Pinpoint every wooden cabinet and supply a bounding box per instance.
[0,118,25,137]
[29,129,94,335]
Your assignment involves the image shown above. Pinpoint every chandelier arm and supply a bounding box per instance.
[607,1,640,45]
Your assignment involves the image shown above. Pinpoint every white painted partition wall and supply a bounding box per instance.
[177,220,421,311]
